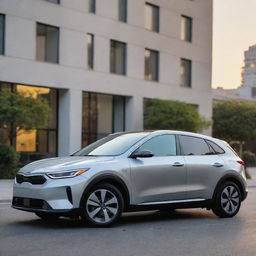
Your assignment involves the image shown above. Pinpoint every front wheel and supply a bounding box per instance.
[212,181,241,218]
[82,183,124,227]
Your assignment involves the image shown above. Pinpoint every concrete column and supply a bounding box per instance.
[58,89,82,156]
[125,96,143,131]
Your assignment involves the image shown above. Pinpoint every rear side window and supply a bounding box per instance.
[206,140,225,154]
[139,135,177,156]
[179,135,211,155]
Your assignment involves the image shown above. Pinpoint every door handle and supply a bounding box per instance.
[213,162,223,167]
[172,162,184,167]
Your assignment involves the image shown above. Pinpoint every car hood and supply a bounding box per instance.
[19,156,115,174]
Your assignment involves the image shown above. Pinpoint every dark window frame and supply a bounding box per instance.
[137,134,178,157]
[180,58,192,88]
[110,39,127,76]
[82,91,126,147]
[87,33,94,70]
[145,2,160,33]
[89,0,96,14]
[0,81,58,161]
[0,14,5,55]
[145,48,159,82]
[118,0,127,22]
[36,22,60,64]
[181,15,193,42]
[45,0,60,4]
[177,135,213,156]
[206,140,225,155]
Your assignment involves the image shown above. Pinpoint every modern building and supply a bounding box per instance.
[0,0,213,163]
[216,44,256,100]
[213,87,256,103]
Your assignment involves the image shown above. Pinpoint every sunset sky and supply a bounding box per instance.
[212,0,256,89]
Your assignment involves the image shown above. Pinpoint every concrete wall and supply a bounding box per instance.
[0,0,213,155]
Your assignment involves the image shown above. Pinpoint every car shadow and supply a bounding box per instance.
[9,208,232,230]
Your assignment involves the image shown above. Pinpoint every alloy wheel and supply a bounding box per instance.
[221,185,240,215]
[86,189,119,224]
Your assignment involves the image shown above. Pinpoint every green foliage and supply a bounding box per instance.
[0,143,20,179]
[0,90,50,144]
[213,101,256,142]
[242,151,256,168]
[144,99,210,132]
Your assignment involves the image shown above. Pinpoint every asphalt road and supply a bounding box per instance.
[0,188,256,256]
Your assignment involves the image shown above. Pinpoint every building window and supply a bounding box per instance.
[0,14,5,55]
[89,0,96,13]
[46,0,60,4]
[110,40,126,75]
[181,15,192,42]
[118,0,127,22]
[180,58,192,88]
[252,88,256,98]
[145,49,159,81]
[87,33,94,70]
[36,23,59,64]
[0,82,58,165]
[82,92,126,147]
[145,3,159,32]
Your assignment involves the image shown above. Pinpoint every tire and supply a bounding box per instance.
[35,212,60,221]
[81,183,124,227]
[212,181,242,218]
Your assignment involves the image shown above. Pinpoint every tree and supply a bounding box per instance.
[0,90,50,145]
[213,100,256,154]
[144,99,210,132]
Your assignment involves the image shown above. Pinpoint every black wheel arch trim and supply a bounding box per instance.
[79,174,130,210]
[213,174,247,202]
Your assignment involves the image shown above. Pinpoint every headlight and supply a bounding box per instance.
[46,169,89,179]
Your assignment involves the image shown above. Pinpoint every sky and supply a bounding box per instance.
[212,0,256,89]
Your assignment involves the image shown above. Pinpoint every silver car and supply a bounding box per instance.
[12,130,248,227]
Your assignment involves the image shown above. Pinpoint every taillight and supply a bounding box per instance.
[237,160,245,166]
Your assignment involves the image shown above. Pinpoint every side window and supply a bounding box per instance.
[179,135,211,155]
[139,135,177,156]
[206,140,225,154]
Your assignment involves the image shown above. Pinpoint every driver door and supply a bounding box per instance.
[129,134,187,204]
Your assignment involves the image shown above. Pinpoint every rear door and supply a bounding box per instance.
[178,135,226,199]
[129,134,187,204]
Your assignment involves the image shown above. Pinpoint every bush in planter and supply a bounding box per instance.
[0,143,20,179]
[241,151,256,179]
[242,151,256,167]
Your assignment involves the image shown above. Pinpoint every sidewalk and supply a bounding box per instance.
[0,169,256,202]
[247,167,256,187]
[0,179,14,202]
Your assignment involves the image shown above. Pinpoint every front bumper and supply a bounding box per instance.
[12,173,89,214]
[12,197,81,216]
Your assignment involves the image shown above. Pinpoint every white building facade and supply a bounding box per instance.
[0,0,213,163]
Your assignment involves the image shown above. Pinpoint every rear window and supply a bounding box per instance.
[179,135,212,155]
[206,140,225,154]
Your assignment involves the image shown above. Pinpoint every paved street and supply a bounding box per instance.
[0,185,256,256]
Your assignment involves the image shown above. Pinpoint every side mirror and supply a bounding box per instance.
[130,150,154,159]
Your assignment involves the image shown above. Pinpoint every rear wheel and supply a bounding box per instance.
[212,181,241,218]
[35,212,60,221]
[82,183,124,227]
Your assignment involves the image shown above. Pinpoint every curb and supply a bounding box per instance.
[0,200,11,203]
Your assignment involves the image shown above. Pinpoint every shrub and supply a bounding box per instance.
[144,99,210,132]
[242,151,256,167]
[0,143,20,179]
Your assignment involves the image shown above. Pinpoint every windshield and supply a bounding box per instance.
[74,133,148,156]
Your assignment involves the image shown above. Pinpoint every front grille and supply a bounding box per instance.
[12,197,50,210]
[16,174,46,185]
